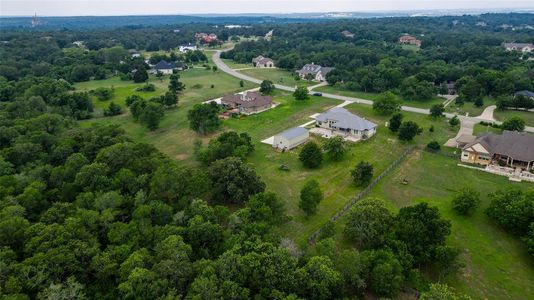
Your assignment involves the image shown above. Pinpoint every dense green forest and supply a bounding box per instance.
[1,13,533,299]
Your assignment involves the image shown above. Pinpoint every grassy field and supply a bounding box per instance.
[473,123,502,135]
[338,151,534,300]
[222,59,253,69]
[446,98,497,117]
[402,44,421,52]
[494,109,534,127]
[78,68,257,164]
[314,85,445,109]
[238,68,315,87]
[231,99,457,246]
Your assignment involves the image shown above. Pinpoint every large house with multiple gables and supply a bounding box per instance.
[399,34,422,47]
[221,91,273,115]
[314,107,377,141]
[503,42,534,53]
[252,56,275,68]
[296,64,334,82]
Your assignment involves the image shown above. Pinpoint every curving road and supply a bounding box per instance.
[213,50,534,133]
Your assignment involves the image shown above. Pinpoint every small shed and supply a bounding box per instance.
[273,127,309,151]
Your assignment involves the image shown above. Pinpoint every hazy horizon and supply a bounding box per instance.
[1,0,534,17]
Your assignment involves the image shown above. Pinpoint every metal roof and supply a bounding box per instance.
[279,127,308,139]
[316,107,377,131]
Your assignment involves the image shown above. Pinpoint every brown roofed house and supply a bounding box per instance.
[252,55,275,68]
[399,35,422,47]
[221,91,273,115]
[461,130,534,171]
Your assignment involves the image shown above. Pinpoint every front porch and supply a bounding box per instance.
[492,154,534,171]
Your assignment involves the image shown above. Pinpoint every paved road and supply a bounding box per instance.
[478,105,497,121]
[213,50,534,133]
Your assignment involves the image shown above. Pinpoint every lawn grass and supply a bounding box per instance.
[233,100,457,246]
[446,98,497,117]
[473,123,502,135]
[494,109,534,127]
[222,59,253,70]
[315,85,446,109]
[346,151,534,300]
[238,68,315,87]
[78,68,257,164]
[402,44,421,52]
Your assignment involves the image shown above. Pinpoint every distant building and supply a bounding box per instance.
[315,107,377,141]
[221,91,273,115]
[475,21,487,27]
[272,127,309,151]
[72,41,85,47]
[179,43,197,53]
[341,30,354,38]
[152,60,177,75]
[296,64,334,82]
[399,35,422,47]
[131,53,141,58]
[195,33,218,44]
[446,81,457,95]
[252,56,275,68]
[514,90,534,99]
[503,42,534,53]
[265,30,274,41]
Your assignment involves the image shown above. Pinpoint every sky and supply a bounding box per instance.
[1,0,534,16]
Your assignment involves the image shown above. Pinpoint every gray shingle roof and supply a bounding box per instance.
[316,107,377,131]
[279,127,308,139]
[154,60,176,70]
[464,130,534,162]
[296,64,333,76]
[515,90,534,98]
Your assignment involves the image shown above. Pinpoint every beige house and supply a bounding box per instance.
[252,56,275,68]
[503,42,534,53]
[272,127,309,151]
[221,91,273,115]
[315,107,377,140]
[461,131,534,171]
[399,35,422,47]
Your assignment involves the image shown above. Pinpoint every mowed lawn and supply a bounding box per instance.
[238,68,315,87]
[79,68,257,164]
[350,151,534,300]
[446,98,497,117]
[315,85,446,109]
[228,99,457,246]
[494,109,534,127]
[222,59,253,69]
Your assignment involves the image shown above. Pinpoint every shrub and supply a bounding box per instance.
[449,115,460,126]
[135,83,156,92]
[351,161,373,186]
[452,187,480,215]
[501,116,525,132]
[299,141,323,168]
[299,179,323,216]
[426,140,440,151]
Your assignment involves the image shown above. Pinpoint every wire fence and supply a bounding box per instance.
[308,146,415,244]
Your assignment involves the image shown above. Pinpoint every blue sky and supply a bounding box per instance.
[1,0,533,16]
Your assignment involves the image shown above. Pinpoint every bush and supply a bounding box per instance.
[449,115,460,126]
[135,83,156,92]
[93,87,114,101]
[388,113,403,132]
[501,116,525,132]
[103,102,122,116]
[398,121,421,141]
[430,104,445,117]
[299,179,323,216]
[351,161,373,186]
[452,187,480,215]
[426,141,440,151]
[293,86,310,101]
[373,92,401,115]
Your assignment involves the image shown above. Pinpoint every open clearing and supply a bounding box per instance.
[238,68,315,87]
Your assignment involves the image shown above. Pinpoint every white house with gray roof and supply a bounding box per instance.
[504,42,534,53]
[272,127,309,150]
[296,64,334,82]
[315,107,377,140]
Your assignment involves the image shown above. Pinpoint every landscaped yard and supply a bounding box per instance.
[446,98,497,117]
[222,58,253,69]
[314,85,446,109]
[338,151,534,300]
[238,68,315,87]
[494,109,534,127]
[473,123,502,135]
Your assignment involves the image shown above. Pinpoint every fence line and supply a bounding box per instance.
[308,146,415,244]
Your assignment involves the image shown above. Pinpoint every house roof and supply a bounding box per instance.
[504,42,534,49]
[515,90,534,98]
[221,91,273,108]
[297,64,334,76]
[154,60,176,70]
[456,134,476,145]
[316,107,377,131]
[278,127,308,139]
[253,56,273,64]
[463,130,534,162]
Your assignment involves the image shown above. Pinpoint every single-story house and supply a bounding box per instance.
[296,64,334,82]
[503,42,534,53]
[196,33,218,43]
[446,81,457,95]
[461,130,534,171]
[179,43,197,52]
[152,60,177,75]
[455,134,476,149]
[341,30,355,38]
[315,107,377,140]
[515,90,534,100]
[272,127,309,151]
[221,91,273,115]
[252,56,275,68]
[399,35,422,47]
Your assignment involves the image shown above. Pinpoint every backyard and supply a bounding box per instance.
[494,109,534,127]
[238,68,315,87]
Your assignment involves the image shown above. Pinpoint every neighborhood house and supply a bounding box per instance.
[514,90,534,100]
[399,35,422,47]
[461,131,534,181]
[314,107,377,141]
[195,33,218,43]
[341,30,355,38]
[179,44,197,52]
[221,91,274,115]
[296,64,334,82]
[272,127,309,151]
[152,60,177,74]
[503,42,534,53]
[252,56,275,68]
